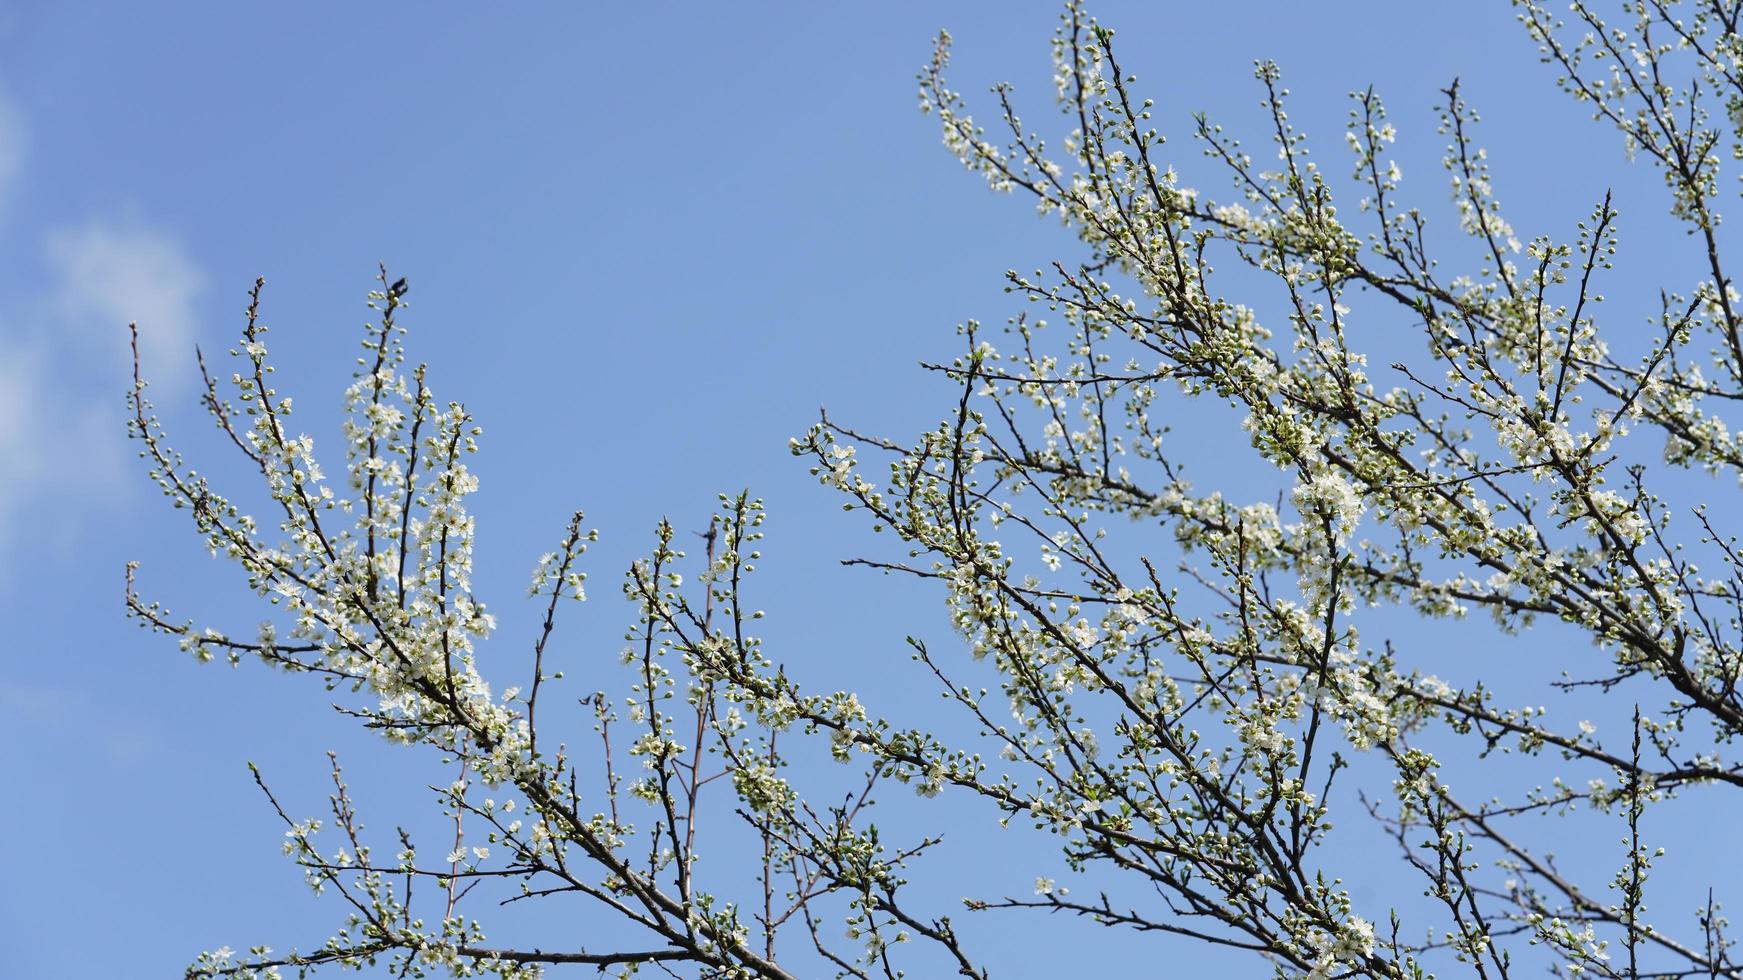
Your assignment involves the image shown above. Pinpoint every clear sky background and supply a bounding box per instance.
[2,2,1734,977]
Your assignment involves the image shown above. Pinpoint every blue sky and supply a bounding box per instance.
[2,2,1732,977]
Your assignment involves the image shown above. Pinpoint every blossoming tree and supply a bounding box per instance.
[130,2,1743,977]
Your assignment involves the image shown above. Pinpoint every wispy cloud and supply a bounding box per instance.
[0,85,205,564]
[48,222,205,380]
[0,678,168,763]
[0,79,24,213]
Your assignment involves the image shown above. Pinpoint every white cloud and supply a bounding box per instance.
[0,325,125,560]
[48,222,206,382]
[0,345,49,489]
[0,343,76,560]
[0,131,205,562]
[0,80,24,212]
[0,340,127,530]
[0,679,167,764]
